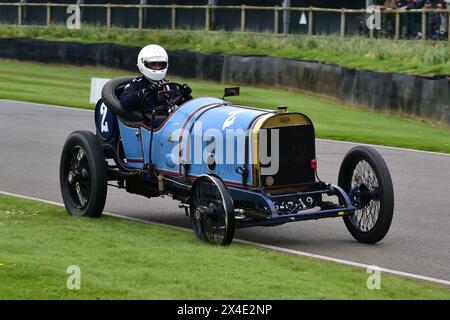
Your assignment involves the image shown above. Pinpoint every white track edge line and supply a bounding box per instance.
[2,98,449,157]
[1,190,449,287]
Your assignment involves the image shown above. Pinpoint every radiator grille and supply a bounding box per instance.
[260,125,316,187]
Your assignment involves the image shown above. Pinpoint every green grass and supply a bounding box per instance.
[0,58,449,153]
[3,25,450,76]
[1,194,449,299]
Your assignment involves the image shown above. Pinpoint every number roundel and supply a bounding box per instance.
[94,100,115,141]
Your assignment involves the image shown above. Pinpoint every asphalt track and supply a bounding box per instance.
[1,100,450,283]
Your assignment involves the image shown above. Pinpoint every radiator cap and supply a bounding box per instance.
[277,105,288,113]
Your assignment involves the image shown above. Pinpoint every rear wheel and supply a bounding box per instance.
[190,175,235,245]
[338,146,394,244]
[60,131,107,217]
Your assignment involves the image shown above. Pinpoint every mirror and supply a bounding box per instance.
[223,87,240,99]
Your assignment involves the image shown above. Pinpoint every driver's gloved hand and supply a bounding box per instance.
[181,84,192,97]
[140,83,159,97]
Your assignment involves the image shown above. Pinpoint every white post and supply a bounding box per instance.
[106,3,111,29]
[19,0,26,26]
[46,2,51,27]
[77,0,83,22]
[240,5,245,32]
[140,0,146,29]
[282,0,290,34]
[171,4,176,30]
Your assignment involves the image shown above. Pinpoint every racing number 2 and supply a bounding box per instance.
[100,103,109,133]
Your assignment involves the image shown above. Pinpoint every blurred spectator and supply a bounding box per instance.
[406,0,424,38]
[394,0,417,38]
[424,0,443,39]
[384,0,398,6]
[381,0,398,37]
[375,0,448,40]
[396,0,406,10]
[436,2,448,37]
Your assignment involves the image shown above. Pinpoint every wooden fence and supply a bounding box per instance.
[0,2,449,40]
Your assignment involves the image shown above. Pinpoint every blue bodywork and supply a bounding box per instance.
[116,97,268,185]
[96,97,356,228]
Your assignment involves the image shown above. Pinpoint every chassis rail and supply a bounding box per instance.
[229,184,356,229]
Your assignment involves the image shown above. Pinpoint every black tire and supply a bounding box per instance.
[60,131,107,217]
[338,146,394,244]
[101,76,144,122]
[190,175,235,245]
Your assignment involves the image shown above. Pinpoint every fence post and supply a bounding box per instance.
[240,5,246,32]
[395,11,400,40]
[369,22,374,39]
[106,3,111,28]
[340,9,345,37]
[17,2,23,26]
[274,6,279,34]
[138,3,143,29]
[171,4,176,30]
[282,0,291,34]
[205,5,210,31]
[46,2,51,27]
[308,7,313,35]
[422,9,426,40]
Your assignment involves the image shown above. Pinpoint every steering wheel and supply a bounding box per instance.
[140,81,186,123]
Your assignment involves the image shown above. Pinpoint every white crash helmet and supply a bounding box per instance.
[137,44,169,81]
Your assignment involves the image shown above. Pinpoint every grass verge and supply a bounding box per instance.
[0,58,449,153]
[3,25,450,76]
[1,194,450,299]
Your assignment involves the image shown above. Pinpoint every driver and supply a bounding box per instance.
[119,44,192,126]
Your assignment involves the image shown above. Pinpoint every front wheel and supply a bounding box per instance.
[60,131,107,217]
[338,146,394,244]
[190,175,235,245]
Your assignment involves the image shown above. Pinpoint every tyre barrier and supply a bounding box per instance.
[0,37,448,125]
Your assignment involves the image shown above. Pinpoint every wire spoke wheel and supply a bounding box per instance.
[190,175,235,245]
[338,146,394,244]
[349,160,381,232]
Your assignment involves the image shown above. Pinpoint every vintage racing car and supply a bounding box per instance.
[59,77,394,245]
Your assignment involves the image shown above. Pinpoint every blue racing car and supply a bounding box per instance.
[59,77,394,245]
